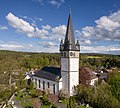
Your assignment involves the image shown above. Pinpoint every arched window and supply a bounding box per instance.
[53,84,55,95]
[43,81,45,90]
[48,82,50,88]
[39,80,40,88]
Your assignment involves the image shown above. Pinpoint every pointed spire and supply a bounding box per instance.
[62,12,78,51]
[60,39,64,45]
[60,39,64,50]
[76,40,80,51]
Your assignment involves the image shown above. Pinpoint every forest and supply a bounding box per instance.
[0,50,120,72]
[0,50,120,107]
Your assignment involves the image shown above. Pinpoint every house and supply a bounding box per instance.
[95,68,108,83]
[79,67,98,86]
[32,12,80,96]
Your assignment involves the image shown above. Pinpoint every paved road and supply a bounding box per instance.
[11,96,23,108]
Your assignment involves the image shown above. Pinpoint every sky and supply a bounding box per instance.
[0,0,120,54]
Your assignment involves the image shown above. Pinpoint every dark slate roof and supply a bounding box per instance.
[62,14,78,51]
[97,73,108,80]
[33,66,61,82]
[80,67,97,80]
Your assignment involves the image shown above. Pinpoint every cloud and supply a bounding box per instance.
[0,43,25,51]
[34,25,66,40]
[33,0,64,7]
[1,40,120,54]
[35,17,43,22]
[42,25,51,30]
[0,40,59,53]
[39,18,43,22]
[6,12,66,41]
[0,44,24,49]
[20,15,36,27]
[21,16,33,21]
[79,10,120,42]
[81,26,94,38]
[35,27,49,39]
[109,47,120,51]
[79,39,91,45]
[51,25,66,39]
[95,16,120,31]
[39,41,58,48]
[47,0,64,8]
[6,11,120,54]
[0,25,8,30]
[33,0,44,4]
[6,13,35,37]
[81,45,120,55]
[35,25,66,41]
[52,25,66,35]
[0,41,35,52]
[84,40,91,44]
[20,15,43,27]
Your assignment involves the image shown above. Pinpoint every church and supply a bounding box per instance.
[32,12,80,96]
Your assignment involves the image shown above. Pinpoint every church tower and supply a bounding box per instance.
[60,13,80,96]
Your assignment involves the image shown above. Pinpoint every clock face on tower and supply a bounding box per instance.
[70,52,74,57]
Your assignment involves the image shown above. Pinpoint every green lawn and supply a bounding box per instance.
[41,105,50,108]
[86,56,102,58]
[21,100,33,108]
[61,98,69,105]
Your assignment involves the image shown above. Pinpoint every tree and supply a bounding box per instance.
[74,84,120,108]
[74,84,92,104]
[90,84,120,108]
[108,71,120,101]
[70,96,76,108]
[0,57,19,85]
[51,104,57,108]
[58,90,69,100]
[40,91,51,106]
[16,71,26,89]
[32,98,41,108]
[67,96,76,108]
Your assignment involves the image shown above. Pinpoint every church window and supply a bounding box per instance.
[39,80,40,88]
[53,84,55,95]
[43,81,45,90]
[48,82,50,88]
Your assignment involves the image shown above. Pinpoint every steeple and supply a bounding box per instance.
[60,10,80,96]
[60,12,80,51]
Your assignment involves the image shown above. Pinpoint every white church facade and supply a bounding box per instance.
[32,13,80,96]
